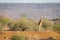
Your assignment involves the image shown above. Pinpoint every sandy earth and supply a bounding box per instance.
[0,31,60,40]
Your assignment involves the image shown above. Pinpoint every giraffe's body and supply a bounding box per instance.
[38,17,44,31]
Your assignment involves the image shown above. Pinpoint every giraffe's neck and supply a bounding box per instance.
[38,18,43,31]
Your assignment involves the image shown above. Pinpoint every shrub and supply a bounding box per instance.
[0,24,3,31]
[0,26,2,31]
[53,24,60,31]
[42,19,53,30]
[11,35,25,40]
[47,37,55,40]
[11,18,38,31]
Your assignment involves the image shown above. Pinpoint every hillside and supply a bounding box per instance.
[0,3,60,19]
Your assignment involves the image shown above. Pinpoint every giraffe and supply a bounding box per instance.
[38,16,43,31]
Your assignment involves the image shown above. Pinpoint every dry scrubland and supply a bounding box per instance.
[0,15,60,40]
[0,31,60,40]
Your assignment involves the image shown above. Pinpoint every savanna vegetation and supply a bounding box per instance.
[10,34,56,40]
[0,14,60,31]
[11,35,25,40]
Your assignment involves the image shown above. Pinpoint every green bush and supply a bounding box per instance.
[11,17,38,31]
[8,22,14,30]
[0,18,11,25]
[53,24,60,31]
[0,26,2,31]
[11,35,25,40]
[42,19,53,30]
[0,14,38,31]
[0,24,3,31]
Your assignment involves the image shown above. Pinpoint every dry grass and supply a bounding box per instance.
[0,31,60,40]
